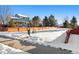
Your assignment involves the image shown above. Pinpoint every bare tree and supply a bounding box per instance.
[0,5,12,24]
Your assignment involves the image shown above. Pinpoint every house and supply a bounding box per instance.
[0,20,3,25]
[10,14,29,27]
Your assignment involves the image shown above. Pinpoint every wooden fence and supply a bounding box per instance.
[0,27,57,32]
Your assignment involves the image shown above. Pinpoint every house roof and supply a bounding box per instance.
[15,14,28,18]
[10,14,29,22]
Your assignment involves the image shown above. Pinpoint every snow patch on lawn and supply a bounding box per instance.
[24,29,79,54]
[0,43,29,54]
[1,28,79,54]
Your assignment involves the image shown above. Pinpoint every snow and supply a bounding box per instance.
[0,32,29,40]
[10,16,19,19]
[0,32,30,54]
[31,30,66,42]
[16,14,28,17]
[24,29,79,54]
[69,34,79,44]
[0,43,29,54]
[1,28,79,53]
[42,33,79,54]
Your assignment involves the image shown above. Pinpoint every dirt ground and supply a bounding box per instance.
[0,37,36,51]
[0,37,72,54]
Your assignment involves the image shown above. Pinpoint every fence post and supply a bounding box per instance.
[18,27,19,32]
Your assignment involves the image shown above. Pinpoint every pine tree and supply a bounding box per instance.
[48,15,57,26]
[63,20,69,28]
[43,16,49,27]
[70,16,77,28]
[32,16,41,27]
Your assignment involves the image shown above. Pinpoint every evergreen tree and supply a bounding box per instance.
[63,20,69,28]
[70,16,77,28]
[32,16,41,27]
[48,15,57,26]
[43,16,49,27]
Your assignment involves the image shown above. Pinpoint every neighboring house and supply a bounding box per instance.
[10,14,29,27]
[56,24,63,28]
[0,20,3,25]
[0,20,8,31]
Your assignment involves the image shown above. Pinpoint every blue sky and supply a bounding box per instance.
[9,5,79,24]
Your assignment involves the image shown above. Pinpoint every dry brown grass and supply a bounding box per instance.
[0,38,36,51]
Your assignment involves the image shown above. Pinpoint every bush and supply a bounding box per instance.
[8,20,16,27]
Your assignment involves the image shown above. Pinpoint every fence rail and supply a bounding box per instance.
[0,27,57,32]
